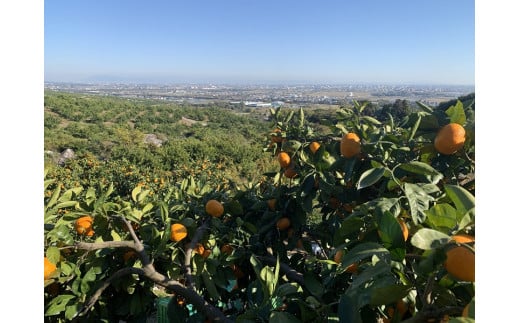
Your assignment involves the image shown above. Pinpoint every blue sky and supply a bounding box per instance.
[44,0,475,85]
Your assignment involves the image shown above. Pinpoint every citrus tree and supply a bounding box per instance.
[44,99,475,322]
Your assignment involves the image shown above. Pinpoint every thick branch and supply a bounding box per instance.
[76,245,232,322]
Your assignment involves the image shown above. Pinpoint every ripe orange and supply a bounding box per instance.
[202,249,211,259]
[398,218,409,241]
[220,244,233,256]
[123,250,137,261]
[444,245,475,282]
[271,128,283,143]
[75,216,94,236]
[434,123,466,155]
[334,250,358,273]
[231,264,245,279]
[277,152,291,168]
[334,250,343,264]
[309,141,321,154]
[451,234,475,244]
[276,217,291,230]
[329,197,341,209]
[205,199,224,217]
[340,132,361,158]
[44,257,57,280]
[170,223,188,242]
[267,199,277,211]
[194,243,205,256]
[284,167,298,178]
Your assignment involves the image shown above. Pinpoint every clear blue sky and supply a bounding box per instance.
[44,0,475,85]
[45,0,475,85]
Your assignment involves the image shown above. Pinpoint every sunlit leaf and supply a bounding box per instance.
[411,228,450,250]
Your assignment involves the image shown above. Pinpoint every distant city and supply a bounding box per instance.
[44,82,475,108]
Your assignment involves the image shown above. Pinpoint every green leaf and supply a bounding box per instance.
[202,269,220,301]
[370,284,412,305]
[416,101,434,113]
[357,167,385,190]
[45,294,76,316]
[339,242,390,273]
[446,100,466,125]
[142,202,154,215]
[404,183,434,224]
[338,294,361,323]
[448,318,475,323]
[410,228,450,250]
[64,303,81,320]
[398,161,443,184]
[377,211,406,261]
[85,187,96,206]
[55,201,79,209]
[260,266,276,297]
[275,283,299,297]
[333,217,364,246]
[425,203,458,232]
[303,272,324,298]
[47,185,61,209]
[281,140,302,154]
[46,246,61,264]
[269,311,302,323]
[284,110,295,123]
[444,184,475,215]
[408,114,421,141]
[131,185,142,203]
[111,230,122,241]
[361,115,382,125]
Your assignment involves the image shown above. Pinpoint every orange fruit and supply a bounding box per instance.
[194,243,205,256]
[284,167,298,178]
[329,197,341,209]
[75,216,94,236]
[267,199,277,211]
[451,234,475,244]
[221,244,233,256]
[309,141,321,154]
[205,199,224,217]
[202,249,211,259]
[231,264,245,279]
[277,152,291,168]
[271,128,283,143]
[434,123,466,155]
[44,257,57,280]
[444,245,475,282]
[123,250,137,261]
[334,250,358,273]
[170,223,188,242]
[333,250,343,264]
[276,217,291,230]
[340,132,361,158]
[398,218,409,241]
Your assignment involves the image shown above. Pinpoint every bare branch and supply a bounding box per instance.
[75,241,135,251]
[76,244,232,322]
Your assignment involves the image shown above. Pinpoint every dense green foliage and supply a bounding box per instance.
[44,91,475,323]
